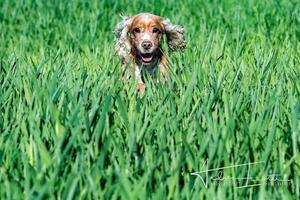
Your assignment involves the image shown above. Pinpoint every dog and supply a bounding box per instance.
[114,13,186,93]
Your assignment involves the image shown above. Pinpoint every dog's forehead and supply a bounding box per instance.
[132,13,162,28]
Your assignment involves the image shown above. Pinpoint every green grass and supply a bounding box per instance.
[1,0,300,199]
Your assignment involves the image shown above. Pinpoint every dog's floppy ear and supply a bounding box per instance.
[114,16,132,58]
[162,19,186,51]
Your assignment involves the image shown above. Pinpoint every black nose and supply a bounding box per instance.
[142,40,153,50]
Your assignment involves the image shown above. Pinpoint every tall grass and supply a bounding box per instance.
[0,0,300,199]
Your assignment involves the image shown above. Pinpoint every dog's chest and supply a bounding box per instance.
[137,57,159,76]
[144,63,157,75]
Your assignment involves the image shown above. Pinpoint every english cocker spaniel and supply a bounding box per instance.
[115,13,186,93]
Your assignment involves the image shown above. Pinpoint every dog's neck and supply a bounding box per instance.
[140,57,160,75]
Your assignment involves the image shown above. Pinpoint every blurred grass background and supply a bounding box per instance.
[0,0,300,199]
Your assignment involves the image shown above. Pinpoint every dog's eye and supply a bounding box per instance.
[133,28,141,33]
[152,28,160,33]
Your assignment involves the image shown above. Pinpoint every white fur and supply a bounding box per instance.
[114,16,132,58]
[163,19,186,51]
[142,33,151,41]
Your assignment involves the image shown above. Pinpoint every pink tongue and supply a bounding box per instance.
[142,56,152,62]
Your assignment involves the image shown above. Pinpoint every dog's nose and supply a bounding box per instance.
[142,40,153,50]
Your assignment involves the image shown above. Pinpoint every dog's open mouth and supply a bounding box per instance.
[141,53,153,63]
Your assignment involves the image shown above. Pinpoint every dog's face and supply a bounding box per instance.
[128,14,164,65]
[115,13,186,66]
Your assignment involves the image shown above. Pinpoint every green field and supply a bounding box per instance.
[1,0,300,199]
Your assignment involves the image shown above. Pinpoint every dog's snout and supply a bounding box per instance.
[142,40,153,50]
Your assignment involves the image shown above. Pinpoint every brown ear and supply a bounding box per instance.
[163,19,187,51]
[114,16,132,58]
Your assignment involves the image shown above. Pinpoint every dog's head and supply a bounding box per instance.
[115,13,186,65]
